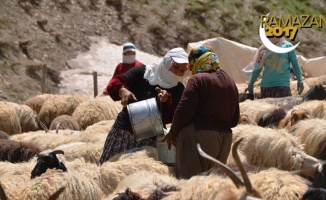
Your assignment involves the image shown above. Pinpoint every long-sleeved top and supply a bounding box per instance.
[107,65,185,133]
[169,68,240,137]
[249,41,303,88]
[112,61,144,78]
[103,61,144,95]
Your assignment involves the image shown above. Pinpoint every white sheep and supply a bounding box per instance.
[100,157,172,195]
[290,118,326,160]
[291,100,326,120]
[231,124,323,182]
[72,96,122,130]
[240,100,286,128]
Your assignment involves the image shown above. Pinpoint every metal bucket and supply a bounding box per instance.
[127,97,164,140]
[157,142,176,165]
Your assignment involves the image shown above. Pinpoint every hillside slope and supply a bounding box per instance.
[0,0,325,103]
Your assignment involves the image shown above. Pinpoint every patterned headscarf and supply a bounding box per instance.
[188,44,220,75]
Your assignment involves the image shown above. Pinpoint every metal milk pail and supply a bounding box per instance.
[127,97,164,140]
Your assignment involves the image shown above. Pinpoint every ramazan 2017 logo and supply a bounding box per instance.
[259,14,326,53]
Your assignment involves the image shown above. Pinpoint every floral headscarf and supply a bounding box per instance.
[188,44,220,75]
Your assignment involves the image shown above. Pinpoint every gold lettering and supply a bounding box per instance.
[279,15,292,27]
[309,15,320,27]
[319,15,326,28]
[292,15,301,26]
[300,15,311,28]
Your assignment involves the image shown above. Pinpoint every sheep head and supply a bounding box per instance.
[31,150,67,179]
[290,109,313,126]
[303,84,326,101]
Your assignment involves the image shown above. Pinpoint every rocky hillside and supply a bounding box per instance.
[0,0,325,103]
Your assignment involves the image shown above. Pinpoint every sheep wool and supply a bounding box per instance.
[0,101,21,135]
[290,118,326,160]
[292,100,326,120]
[39,95,89,128]
[49,114,80,131]
[100,157,171,195]
[249,168,309,200]
[24,94,53,114]
[20,170,103,200]
[232,124,306,171]
[72,96,122,130]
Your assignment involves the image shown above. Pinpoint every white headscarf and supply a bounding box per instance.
[144,47,188,88]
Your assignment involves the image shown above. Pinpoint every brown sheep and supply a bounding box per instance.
[0,139,40,163]
[39,94,89,128]
[24,93,53,114]
[278,109,313,130]
[49,114,80,131]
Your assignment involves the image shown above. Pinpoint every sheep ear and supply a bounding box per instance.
[51,150,64,155]
[196,143,244,188]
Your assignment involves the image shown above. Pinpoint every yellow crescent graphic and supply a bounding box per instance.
[259,16,300,53]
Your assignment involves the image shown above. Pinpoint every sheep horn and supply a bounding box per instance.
[232,138,254,194]
[56,123,61,134]
[51,150,64,155]
[196,143,244,188]
[0,182,8,200]
[35,114,49,133]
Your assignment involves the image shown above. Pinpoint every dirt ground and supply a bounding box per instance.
[0,0,325,103]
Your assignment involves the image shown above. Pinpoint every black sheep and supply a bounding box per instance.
[31,150,67,179]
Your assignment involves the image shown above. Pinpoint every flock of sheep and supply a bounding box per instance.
[1,76,326,199]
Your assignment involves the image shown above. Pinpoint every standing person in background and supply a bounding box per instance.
[103,42,144,95]
[246,36,304,98]
[163,44,240,179]
[99,47,189,165]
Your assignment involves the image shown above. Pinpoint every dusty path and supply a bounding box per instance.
[59,37,160,98]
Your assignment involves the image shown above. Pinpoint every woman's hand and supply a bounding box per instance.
[162,133,177,150]
[119,86,137,107]
[155,87,168,102]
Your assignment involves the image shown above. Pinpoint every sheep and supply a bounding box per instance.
[38,94,89,128]
[231,124,326,188]
[72,96,122,130]
[31,149,67,179]
[240,100,286,128]
[0,131,10,139]
[77,120,114,143]
[0,139,40,163]
[21,169,103,200]
[291,100,326,120]
[49,114,80,132]
[108,138,262,200]
[304,74,326,88]
[0,181,66,200]
[10,130,80,151]
[7,102,40,133]
[289,118,326,160]
[24,93,53,114]
[253,84,326,111]
[0,102,21,135]
[59,142,103,165]
[100,157,172,195]
[278,109,313,130]
[238,113,258,126]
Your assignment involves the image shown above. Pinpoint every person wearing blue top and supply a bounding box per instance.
[247,36,304,98]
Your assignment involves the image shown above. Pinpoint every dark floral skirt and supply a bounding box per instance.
[261,86,291,98]
[99,127,157,165]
